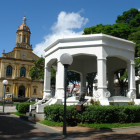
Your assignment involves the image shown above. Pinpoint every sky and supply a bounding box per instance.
[0,0,140,57]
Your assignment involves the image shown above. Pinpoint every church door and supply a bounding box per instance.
[18,85,25,97]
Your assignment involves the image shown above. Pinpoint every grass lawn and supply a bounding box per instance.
[39,120,140,129]
[77,122,140,129]
[13,102,35,106]
[39,120,63,127]
[12,112,25,116]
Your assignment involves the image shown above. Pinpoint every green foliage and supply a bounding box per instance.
[16,103,19,110]
[83,8,140,81]
[116,8,140,25]
[12,112,25,116]
[39,120,63,127]
[16,103,30,113]
[89,98,100,105]
[77,122,140,129]
[44,105,140,125]
[44,104,77,125]
[29,57,45,80]
[128,101,135,105]
[94,100,100,105]
[67,71,80,85]
[29,57,56,85]
[109,102,115,105]
[89,98,94,105]
[86,72,97,95]
[13,97,29,102]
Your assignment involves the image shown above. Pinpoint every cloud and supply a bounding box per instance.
[138,8,140,11]
[33,11,89,56]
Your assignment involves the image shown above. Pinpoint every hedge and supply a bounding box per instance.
[16,103,30,113]
[13,98,29,102]
[44,105,140,124]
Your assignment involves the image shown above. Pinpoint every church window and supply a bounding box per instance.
[20,67,26,77]
[23,35,26,42]
[34,89,36,94]
[6,87,9,92]
[6,65,12,76]
[22,45,26,48]
[19,34,21,43]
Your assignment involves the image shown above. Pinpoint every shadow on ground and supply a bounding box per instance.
[0,113,62,140]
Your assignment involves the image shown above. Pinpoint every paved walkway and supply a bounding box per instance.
[1,112,140,139]
[0,106,17,113]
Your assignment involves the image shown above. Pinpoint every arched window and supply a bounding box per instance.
[6,65,12,76]
[34,89,36,94]
[20,67,26,77]
[6,87,9,92]
[23,35,26,42]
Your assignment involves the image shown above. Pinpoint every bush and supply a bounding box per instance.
[13,98,29,102]
[44,104,140,125]
[109,102,115,105]
[128,101,134,105]
[44,104,78,125]
[16,103,30,113]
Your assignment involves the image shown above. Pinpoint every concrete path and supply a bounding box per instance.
[1,111,140,140]
[0,106,17,113]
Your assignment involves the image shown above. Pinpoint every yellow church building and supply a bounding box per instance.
[0,16,44,99]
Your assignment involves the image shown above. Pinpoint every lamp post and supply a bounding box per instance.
[60,53,73,136]
[2,80,8,113]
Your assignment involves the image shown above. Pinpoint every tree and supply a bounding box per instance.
[29,57,56,85]
[67,71,80,93]
[29,57,45,80]
[83,8,140,95]
[86,72,97,96]
[128,27,140,76]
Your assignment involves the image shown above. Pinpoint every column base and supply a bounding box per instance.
[43,90,51,99]
[126,89,136,99]
[93,88,111,99]
[56,88,64,99]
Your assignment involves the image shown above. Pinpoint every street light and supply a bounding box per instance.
[2,80,8,112]
[60,53,73,136]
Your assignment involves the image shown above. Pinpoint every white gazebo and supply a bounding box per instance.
[33,34,139,113]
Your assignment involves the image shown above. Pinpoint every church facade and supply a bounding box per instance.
[0,16,44,99]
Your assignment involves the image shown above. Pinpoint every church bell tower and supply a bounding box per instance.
[15,16,32,49]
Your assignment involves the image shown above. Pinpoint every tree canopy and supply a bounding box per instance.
[29,57,56,85]
[83,8,140,94]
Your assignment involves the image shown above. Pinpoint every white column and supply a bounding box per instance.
[56,61,64,98]
[0,63,5,78]
[97,58,109,98]
[55,71,58,97]
[43,65,51,99]
[127,61,136,99]
[108,72,114,96]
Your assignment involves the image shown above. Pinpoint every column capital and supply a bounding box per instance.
[127,61,135,65]
[97,58,106,61]
[44,65,51,69]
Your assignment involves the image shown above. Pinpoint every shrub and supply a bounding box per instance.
[44,104,78,125]
[109,102,115,105]
[128,101,134,105]
[94,100,100,105]
[16,103,19,110]
[17,103,30,113]
[89,98,94,105]
[13,98,29,102]
[44,104,140,125]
